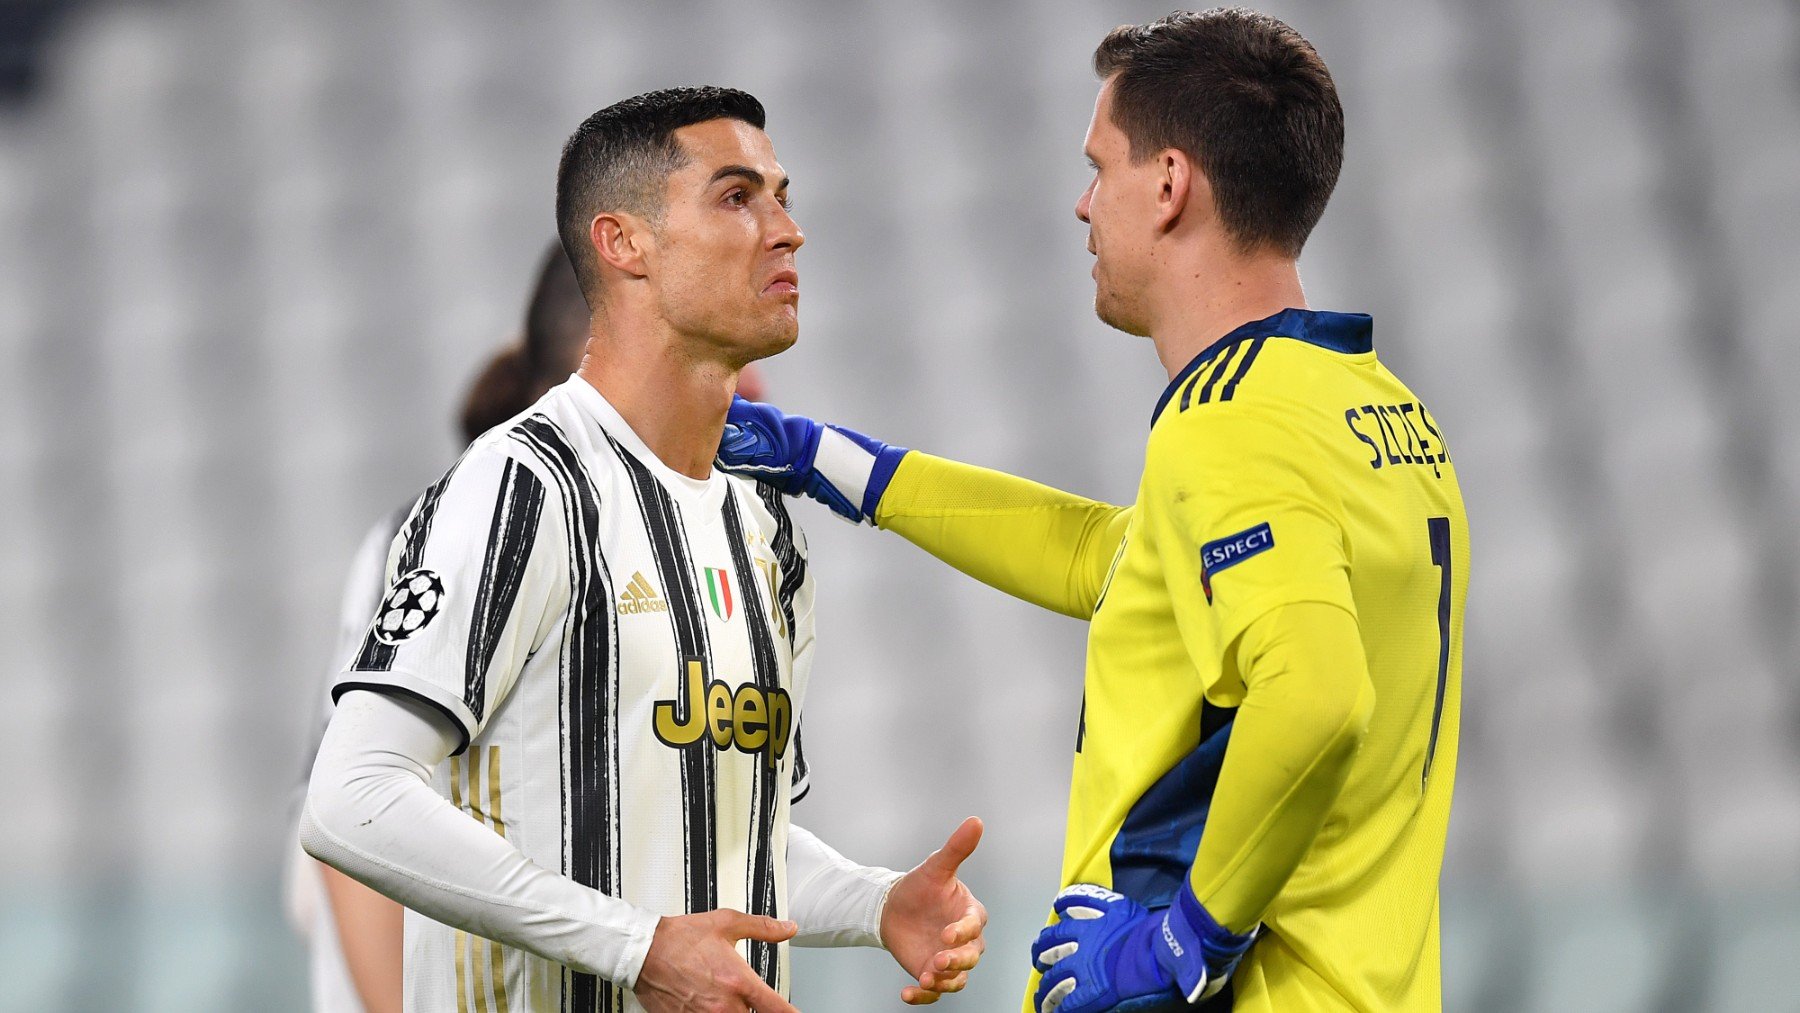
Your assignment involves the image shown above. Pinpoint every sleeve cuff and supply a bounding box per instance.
[607,904,663,990]
[332,671,477,755]
[861,868,906,947]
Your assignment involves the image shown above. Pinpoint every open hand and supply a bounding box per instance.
[634,908,799,1013]
[880,816,989,1004]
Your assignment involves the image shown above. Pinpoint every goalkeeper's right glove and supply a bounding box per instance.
[716,396,909,525]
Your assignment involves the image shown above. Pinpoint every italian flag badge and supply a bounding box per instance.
[704,566,734,621]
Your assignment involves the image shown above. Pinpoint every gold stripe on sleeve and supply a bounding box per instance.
[449,755,464,811]
[455,929,471,1013]
[467,747,492,1012]
[485,746,512,1010]
[472,935,493,1013]
[467,744,484,820]
[487,934,511,1012]
[487,745,506,838]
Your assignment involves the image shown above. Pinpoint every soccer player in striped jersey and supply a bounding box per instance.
[717,11,1469,1013]
[303,87,989,1013]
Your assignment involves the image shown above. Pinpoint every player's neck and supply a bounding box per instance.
[1148,253,1307,380]
[575,319,736,481]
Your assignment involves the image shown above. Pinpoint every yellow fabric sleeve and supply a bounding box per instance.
[1188,601,1374,932]
[873,452,1131,620]
[1146,401,1357,706]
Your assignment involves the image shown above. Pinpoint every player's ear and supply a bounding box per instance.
[590,212,651,280]
[1156,148,1195,233]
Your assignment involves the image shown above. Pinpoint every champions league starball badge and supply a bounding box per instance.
[373,568,446,645]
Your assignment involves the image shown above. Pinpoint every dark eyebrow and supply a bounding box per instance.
[708,165,790,191]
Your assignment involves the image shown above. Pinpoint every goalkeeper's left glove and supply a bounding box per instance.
[1030,882,1257,1013]
[716,396,909,525]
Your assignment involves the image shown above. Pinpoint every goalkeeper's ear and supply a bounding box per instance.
[1155,146,1201,236]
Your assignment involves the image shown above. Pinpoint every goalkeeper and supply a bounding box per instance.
[719,10,1469,1013]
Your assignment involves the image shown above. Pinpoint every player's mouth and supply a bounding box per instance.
[763,269,799,296]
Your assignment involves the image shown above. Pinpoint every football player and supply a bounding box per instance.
[717,11,1470,1013]
[303,88,987,1012]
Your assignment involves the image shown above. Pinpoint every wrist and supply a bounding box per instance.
[815,425,909,524]
[602,903,663,989]
[865,867,907,949]
[1156,882,1255,1003]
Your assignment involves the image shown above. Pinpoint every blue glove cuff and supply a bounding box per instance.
[822,424,909,523]
[1158,882,1255,1003]
[864,444,909,521]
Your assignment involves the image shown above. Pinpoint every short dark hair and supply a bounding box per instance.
[1094,8,1343,258]
[555,86,767,302]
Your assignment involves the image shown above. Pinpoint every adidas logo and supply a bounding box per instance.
[617,571,669,615]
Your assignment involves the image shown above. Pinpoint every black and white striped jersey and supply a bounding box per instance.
[336,376,815,1013]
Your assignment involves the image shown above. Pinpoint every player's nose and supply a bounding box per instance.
[1075,179,1095,224]
[766,205,804,252]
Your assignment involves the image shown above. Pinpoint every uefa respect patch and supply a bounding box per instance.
[1199,522,1274,604]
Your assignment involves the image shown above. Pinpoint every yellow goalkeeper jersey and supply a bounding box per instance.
[875,309,1469,1012]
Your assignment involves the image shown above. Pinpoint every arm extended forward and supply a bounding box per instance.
[875,452,1130,619]
[714,398,1130,620]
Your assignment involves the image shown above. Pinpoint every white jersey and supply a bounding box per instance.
[337,377,815,1013]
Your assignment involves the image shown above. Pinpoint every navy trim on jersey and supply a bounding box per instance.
[1151,309,1375,426]
[1181,340,1237,413]
[1107,708,1236,910]
[1217,336,1268,403]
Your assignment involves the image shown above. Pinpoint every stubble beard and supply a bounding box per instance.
[1092,268,1150,338]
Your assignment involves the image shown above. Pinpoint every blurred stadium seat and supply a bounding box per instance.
[0,0,1794,1008]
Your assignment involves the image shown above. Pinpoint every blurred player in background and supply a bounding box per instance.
[719,10,1469,1012]
[302,88,986,1013]
[288,239,772,1012]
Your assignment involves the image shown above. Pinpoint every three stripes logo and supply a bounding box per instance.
[616,571,669,615]
[703,566,735,622]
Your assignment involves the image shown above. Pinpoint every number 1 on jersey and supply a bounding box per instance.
[1423,516,1452,788]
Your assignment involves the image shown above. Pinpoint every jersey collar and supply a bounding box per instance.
[1150,308,1374,426]
[562,375,729,512]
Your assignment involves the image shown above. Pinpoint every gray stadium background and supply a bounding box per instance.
[2,0,1796,1009]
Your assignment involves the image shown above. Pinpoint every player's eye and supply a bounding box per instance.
[725,189,748,207]
[776,193,794,213]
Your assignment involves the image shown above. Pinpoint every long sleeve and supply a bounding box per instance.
[874,452,1132,619]
[300,690,661,987]
[785,825,902,948]
[1186,601,1374,931]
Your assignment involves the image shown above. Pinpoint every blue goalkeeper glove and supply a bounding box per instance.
[1030,883,1257,1013]
[716,396,909,525]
